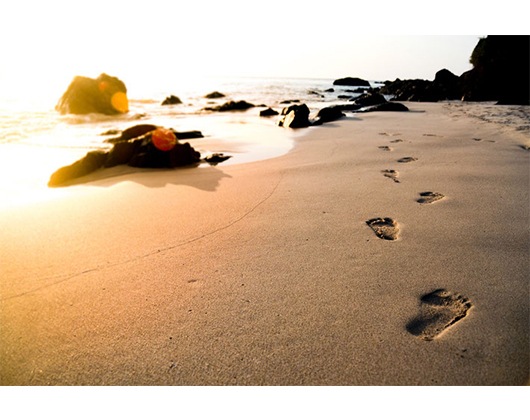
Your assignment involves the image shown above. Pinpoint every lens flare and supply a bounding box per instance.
[151,128,177,151]
[111,91,129,113]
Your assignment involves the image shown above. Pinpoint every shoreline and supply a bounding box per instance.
[1,102,528,385]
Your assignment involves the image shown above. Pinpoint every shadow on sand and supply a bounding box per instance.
[51,164,231,192]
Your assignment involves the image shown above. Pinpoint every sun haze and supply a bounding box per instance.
[0,0,520,105]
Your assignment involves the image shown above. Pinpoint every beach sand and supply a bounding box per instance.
[1,102,528,385]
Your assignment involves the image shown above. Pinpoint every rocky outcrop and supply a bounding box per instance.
[204,91,225,99]
[330,92,408,112]
[48,126,203,187]
[161,95,182,105]
[56,73,129,115]
[460,35,530,104]
[278,104,310,128]
[333,77,370,87]
[379,69,461,102]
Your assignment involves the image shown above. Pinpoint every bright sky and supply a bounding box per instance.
[0,0,523,100]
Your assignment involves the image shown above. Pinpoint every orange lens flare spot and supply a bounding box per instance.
[111,91,129,113]
[151,128,177,151]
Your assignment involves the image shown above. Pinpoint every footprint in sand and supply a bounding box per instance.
[366,217,400,241]
[390,139,404,143]
[397,157,418,163]
[381,169,400,183]
[417,191,445,204]
[378,146,392,151]
[406,289,472,341]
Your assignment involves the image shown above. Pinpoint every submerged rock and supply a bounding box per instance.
[204,91,226,99]
[56,73,128,115]
[161,95,182,105]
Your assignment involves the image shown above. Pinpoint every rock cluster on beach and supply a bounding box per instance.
[379,36,529,105]
[48,125,204,187]
[56,73,129,115]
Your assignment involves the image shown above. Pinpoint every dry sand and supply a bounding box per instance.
[1,102,528,385]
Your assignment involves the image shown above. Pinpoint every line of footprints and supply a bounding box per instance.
[368,132,472,341]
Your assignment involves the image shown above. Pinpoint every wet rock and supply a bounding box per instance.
[278,104,310,129]
[312,107,345,125]
[260,107,279,117]
[204,153,232,165]
[48,129,203,186]
[203,100,255,112]
[161,95,182,105]
[353,92,387,107]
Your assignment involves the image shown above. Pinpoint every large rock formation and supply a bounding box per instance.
[56,73,129,115]
[460,35,530,104]
[379,69,461,102]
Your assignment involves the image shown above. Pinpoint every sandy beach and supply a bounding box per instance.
[1,102,528,385]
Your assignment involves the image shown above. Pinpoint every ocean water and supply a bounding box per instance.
[0,76,372,208]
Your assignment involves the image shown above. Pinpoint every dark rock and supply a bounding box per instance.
[126,136,201,169]
[161,95,182,105]
[174,130,204,140]
[333,77,370,87]
[311,107,345,125]
[104,140,141,167]
[329,103,362,112]
[338,95,354,99]
[204,91,225,99]
[280,99,300,104]
[56,73,128,115]
[324,88,335,92]
[104,124,158,143]
[49,128,203,186]
[461,35,530,104]
[104,125,203,144]
[278,104,310,129]
[48,150,109,186]
[358,102,409,112]
[203,100,255,112]
[379,78,437,101]
[204,153,232,165]
[353,92,387,107]
[260,107,279,117]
